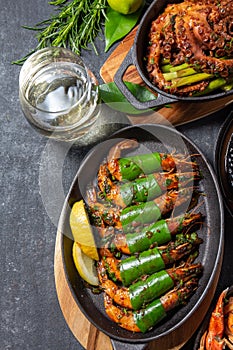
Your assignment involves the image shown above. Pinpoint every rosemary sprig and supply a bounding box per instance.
[13,0,107,64]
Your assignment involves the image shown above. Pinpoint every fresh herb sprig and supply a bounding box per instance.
[13,0,107,64]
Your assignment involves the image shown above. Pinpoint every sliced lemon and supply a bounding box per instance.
[70,200,99,261]
[72,242,99,286]
[107,0,143,15]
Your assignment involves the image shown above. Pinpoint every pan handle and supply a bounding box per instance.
[111,339,147,350]
[114,47,178,110]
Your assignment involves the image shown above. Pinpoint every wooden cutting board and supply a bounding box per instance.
[100,27,233,126]
[54,229,112,350]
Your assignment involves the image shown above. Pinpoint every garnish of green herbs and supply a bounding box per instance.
[13,0,107,65]
[104,5,144,52]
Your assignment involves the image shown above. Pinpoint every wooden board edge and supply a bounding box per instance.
[54,230,112,350]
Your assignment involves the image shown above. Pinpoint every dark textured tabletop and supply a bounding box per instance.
[1,1,233,349]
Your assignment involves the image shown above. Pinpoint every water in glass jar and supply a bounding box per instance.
[23,61,99,139]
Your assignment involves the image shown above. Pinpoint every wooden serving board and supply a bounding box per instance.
[54,227,221,350]
[100,27,233,126]
[54,229,112,350]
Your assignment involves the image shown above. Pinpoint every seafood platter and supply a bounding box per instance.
[114,0,233,109]
[58,124,224,349]
[194,286,233,349]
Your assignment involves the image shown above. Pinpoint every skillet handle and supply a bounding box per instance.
[114,47,177,110]
[111,339,147,350]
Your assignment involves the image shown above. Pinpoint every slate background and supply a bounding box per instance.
[1,1,233,349]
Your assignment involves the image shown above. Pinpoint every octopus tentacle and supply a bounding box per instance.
[146,0,233,96]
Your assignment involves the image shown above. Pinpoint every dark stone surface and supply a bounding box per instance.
[1,0,233,349]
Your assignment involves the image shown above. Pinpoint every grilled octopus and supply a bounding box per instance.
[146,0,233,96]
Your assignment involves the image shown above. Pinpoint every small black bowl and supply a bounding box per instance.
[215,110,233,216]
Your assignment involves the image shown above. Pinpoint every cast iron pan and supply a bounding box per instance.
[215,110,233,216]
[114,0,233,110]
[58,124,224,349]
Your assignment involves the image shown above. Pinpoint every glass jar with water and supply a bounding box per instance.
[19,47,99,142]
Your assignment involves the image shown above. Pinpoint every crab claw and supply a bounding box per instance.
[224,296,233,348]
[205,287,229,350]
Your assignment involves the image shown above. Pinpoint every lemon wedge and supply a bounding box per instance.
[107,0,143,14]
[70,200,99,261]
[72,242,99,286]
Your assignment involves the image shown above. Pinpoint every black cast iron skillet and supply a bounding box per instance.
[215,110,233,216]
[114,0,233,110]
[58,124,224,349]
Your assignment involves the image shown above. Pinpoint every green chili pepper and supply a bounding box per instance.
[119,174,162,206]
[126,219,171,254]
[129,270,174,310]
[119,152,162,181]
[134,298,167,333]
[120,201,162,232]
[119,232,202,286]
[120,247,165,286]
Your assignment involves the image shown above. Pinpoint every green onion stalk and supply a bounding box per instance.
[160,60,233,95]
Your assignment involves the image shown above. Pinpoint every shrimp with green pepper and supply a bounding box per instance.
[98,163,201,208]
[98,258,203,310]
[100,232,203,286]
[112,212,203,255]
[103,139,199,182]
[104,278,199,333]
[87,186,199,232]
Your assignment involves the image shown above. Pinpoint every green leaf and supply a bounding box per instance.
[99,81,157,115]
[104,6,143,52]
